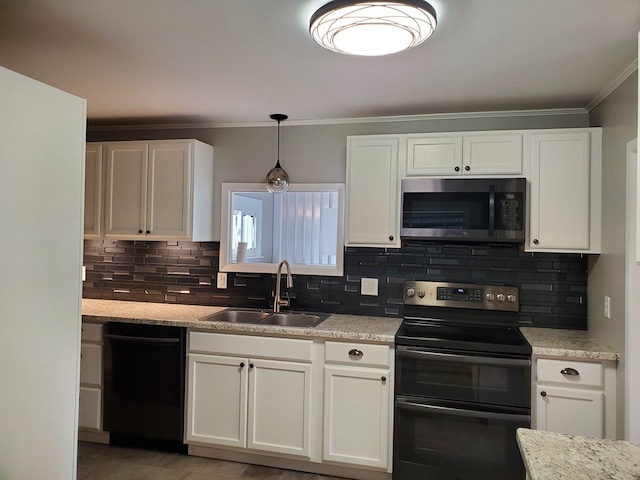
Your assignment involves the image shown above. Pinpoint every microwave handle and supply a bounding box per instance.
[488,185,495,237]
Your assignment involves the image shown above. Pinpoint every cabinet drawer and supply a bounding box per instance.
[80,343,103,386]
[325,341,390,368]
[537,358,603,388]
[79,386,102,430]
[81,322,103,343]
[189,332,313,362]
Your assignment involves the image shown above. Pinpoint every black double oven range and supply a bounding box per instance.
[394,281,531,480]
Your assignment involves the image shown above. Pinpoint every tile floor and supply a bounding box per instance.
[77,442,348,480]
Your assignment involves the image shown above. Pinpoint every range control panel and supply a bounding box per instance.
[404,281,519,312]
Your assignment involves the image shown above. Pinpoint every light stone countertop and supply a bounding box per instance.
[81,299,402,344]
[520,327,619,361]
[516,428,640,480]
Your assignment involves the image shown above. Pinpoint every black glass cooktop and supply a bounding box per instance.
[396,318,531,356]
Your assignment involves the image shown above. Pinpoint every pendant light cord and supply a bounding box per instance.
[270,113,288,169]
[276,119,281,168]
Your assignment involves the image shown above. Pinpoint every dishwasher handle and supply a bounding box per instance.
[104,333,181,344]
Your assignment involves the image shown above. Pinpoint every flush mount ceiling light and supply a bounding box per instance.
[265,113,290,193]
[309,0,437,56]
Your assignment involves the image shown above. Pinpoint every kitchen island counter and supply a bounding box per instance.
[516,428,640,479]
[520,327,619,361]
[82,299,401,344]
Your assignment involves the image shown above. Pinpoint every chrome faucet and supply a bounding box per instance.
[273,260,293,313]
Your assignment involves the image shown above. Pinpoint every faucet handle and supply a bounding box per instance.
[278,292,290,307]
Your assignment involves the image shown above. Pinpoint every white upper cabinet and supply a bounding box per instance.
[406,132,523,176]
[526,129,602,253]
[104,139,214,241]
[346,136,401,247]
[84,143,103,238]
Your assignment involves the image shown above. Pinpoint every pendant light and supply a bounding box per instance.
[309,0,437,57]
[265,113,290,193]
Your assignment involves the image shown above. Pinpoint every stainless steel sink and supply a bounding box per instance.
[199,309,271,323]
[198,309,329,327]
[260,312,328,327]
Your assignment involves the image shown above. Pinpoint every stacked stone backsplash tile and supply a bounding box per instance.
[83,239,588,329]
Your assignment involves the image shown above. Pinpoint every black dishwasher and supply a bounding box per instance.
[103,322,187,452]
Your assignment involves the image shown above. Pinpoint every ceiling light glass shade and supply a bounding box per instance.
[266,114,290,193]
[309,0,437,56]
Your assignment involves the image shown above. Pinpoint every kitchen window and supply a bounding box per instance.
[220,183,345,276]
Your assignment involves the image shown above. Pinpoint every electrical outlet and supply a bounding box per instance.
[604,295,611,319]
[217,272,227,289]
[82,266,86,282]
[361,278,379,296]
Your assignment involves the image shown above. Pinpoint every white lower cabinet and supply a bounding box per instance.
[78,322,104,432]
[533,356,616,439]
[322,341,393,471]
[186,333,313,458]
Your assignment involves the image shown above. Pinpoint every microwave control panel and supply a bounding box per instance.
[404,281,519,312]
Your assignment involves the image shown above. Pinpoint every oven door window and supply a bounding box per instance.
[394,396,529,480]
[396,347,530,408]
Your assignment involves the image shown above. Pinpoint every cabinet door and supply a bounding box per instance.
[463,134,522,174]
[147,141,192,239]
[78,386,102,430]
[536,385,604,438]
[407,135,463,176]
[104,142,148,238]
[84,144,103,238]
[346,137,400,247]
[529,132,591,250]
[247,359,312,458]
[186,353,248,448]
[323,365,390,469]
[80,343,102,387]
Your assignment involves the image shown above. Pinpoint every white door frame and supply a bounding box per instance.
[625,138,639,441]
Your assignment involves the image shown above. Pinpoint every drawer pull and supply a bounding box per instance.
[560,367,580,376]
[381,376,387,382]
[348,349,364,358]
[540,391,547,397]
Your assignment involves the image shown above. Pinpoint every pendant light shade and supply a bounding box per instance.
[266,113,290,193]
[309,0,437,56]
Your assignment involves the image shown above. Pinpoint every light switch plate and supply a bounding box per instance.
[361,278,379,296]
[217,272,227,289]
[604,295,611,318]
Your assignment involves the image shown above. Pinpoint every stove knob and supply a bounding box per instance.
[406,288,416,298]
[507,294,517,303]
[485,293,495,302]
[496,293,506,302]
[417,289,426,298]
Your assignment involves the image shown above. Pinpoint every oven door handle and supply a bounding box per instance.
[396,398,531,423]
[396,346,531,367]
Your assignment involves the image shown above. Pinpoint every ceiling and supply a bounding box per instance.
[0,0,638,126]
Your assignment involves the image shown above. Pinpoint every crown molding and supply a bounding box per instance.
[87,108,587,132]
[586,58,639,112]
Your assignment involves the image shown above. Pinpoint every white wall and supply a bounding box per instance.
[589,70,639,439]
[0,67,86,478]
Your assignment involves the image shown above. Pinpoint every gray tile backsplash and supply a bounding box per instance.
[83,239,588,329]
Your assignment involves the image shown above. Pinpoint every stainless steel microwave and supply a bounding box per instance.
[401,177,526,243]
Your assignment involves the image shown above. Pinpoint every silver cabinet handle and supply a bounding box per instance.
[348,349,363,358]
[561,367,580,376]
